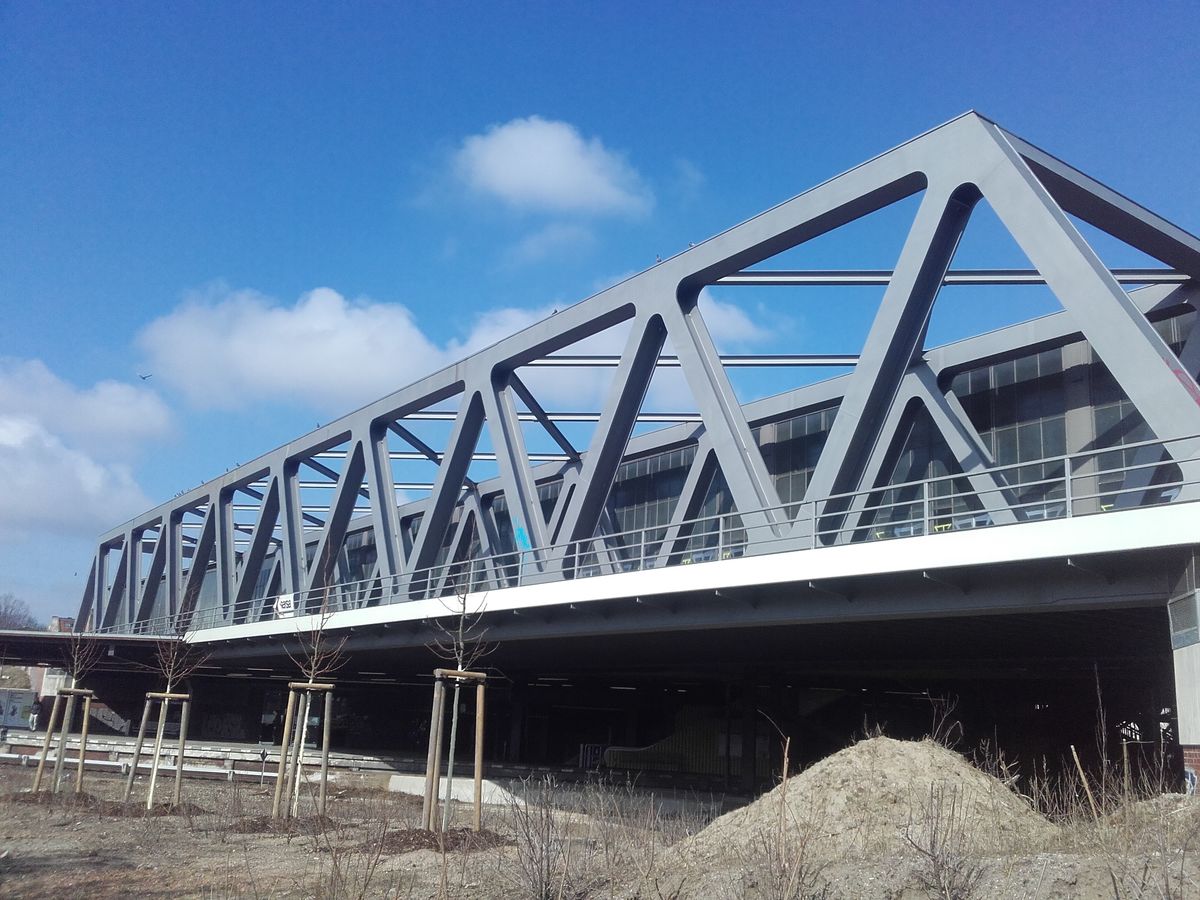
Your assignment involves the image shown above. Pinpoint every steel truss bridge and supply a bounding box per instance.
[77,112,1200,642]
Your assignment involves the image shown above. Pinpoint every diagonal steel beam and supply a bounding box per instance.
[388,421,478,490]
[304,439,368,603]
[832,365,1020,543]
[653,438,719,567]
[303,456,371,500]
[230,476,281,623]
[509,372,580,462]
[179,502,217,628]
[549,315,668,556]
[77,556,98,631]
[660,296,785,537]
[406,391,486,594]
[975,119,1200,459]
[482,375,552,566]
[799,184,976,542]
[100,537,129,630]
[134,524,168,625]
[999,127,1200,280]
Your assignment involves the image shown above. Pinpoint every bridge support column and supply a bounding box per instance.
[1172,588,1200,790]
[1174,644,1200,790]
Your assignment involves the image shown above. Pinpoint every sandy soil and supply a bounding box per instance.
[5,738,1200,899]
[0,767,507,899]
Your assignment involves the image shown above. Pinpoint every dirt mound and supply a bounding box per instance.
[683,737,1055,864]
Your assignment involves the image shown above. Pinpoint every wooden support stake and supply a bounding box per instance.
[1122,739,1131,797]
[473,681,485,832]
[74,696,93,795]
[1071,744,1101,824]
[319,690,333,816]
[429,680,446,831]
[146,697,170,810]
[51,693,77,794]
[124,698,153,803]
[288,690,310,818]
[421,677,445,830]
[271,689,298,819]
[173,699,191,808]
[32,693,63,794]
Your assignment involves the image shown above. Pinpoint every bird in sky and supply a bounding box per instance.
[138,373,152,380]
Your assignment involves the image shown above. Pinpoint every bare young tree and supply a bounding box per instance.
[125,627,210,808]
[61,629,103,686]
[286,596,349,685]
[0,593,41,630]
[281,591,348,817]
[428,574,494,830]
[33,629,104,795]
[153,630,210,694]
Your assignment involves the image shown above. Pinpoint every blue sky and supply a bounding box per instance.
[2,1,1198,620]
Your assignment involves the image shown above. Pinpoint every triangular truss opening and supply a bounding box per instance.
[926,198,1063,345]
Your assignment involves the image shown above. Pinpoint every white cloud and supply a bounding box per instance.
[671,158,705,201]
[697,289,773,350]
[137,281,779,432]
[137,285,446,413]
[0,360,169,541]
[505,223,595,267]
[0,358,172,459]
[454,116,652,215]
[0,415,150,540]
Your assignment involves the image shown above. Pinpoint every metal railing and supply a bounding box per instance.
[92,433,1200,636]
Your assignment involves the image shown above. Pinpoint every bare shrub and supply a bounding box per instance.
[576,776,700,900]
[904,783,985,900]
[733,738,830,900]
[503,775,603,900]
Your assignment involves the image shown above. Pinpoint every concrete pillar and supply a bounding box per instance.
[1171,579,1200,791]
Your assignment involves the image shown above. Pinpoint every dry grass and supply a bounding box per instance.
[5,725,1200,899]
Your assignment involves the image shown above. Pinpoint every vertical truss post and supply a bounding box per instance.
[214,488,236,624]
[166,511,182,621]
[124,527,139,628]
[367,421,404,593]
[278,461,306,598]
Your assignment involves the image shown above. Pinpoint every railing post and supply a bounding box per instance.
[922,481,930,536]
[718,515,724,559]
[1064,455,1073,517]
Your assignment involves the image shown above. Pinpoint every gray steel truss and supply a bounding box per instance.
[77,112,1200,633]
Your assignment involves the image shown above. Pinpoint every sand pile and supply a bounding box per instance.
[683,737,1056,863]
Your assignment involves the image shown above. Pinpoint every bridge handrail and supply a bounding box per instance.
[86,432,1200,636]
